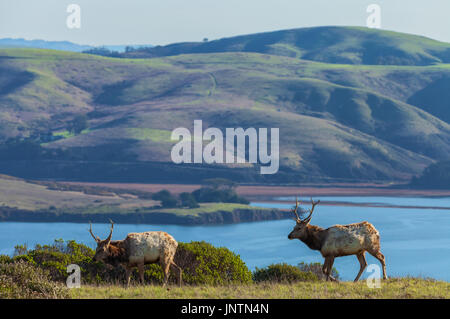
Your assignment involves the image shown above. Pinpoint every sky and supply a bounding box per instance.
[1,0,449,46]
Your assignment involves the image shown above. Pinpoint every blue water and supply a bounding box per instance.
[0,198,449,281]
[275,196,450,208]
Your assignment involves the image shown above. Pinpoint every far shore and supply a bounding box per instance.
[252,200,450,211]
[59,181,450,211]
[63,181,450,198]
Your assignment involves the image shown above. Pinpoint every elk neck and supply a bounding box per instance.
[106,240,128,265]
[300,224,327,251]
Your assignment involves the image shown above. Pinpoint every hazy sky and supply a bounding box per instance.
[1,0,449,46]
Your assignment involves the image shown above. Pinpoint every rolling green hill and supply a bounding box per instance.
[1,27,450,183]
[122,26,450,66]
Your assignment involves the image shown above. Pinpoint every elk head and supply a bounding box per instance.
[89,220,114,262]
[288,197,320,240]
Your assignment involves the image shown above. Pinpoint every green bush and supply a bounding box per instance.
[253,263,319,283]
[179,192,200,208]
[11,239,119,285]
[174,241,252,285]
[139,241,253,285]
[152,190,179,208]
[9,239,252,286]
[0,260,69,299]
[0,255,12,264]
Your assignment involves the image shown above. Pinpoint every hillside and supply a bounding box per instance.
[121,26,450,66]
[1,27,450,183]
[410,160,450,189]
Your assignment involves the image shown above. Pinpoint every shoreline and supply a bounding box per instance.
[251,200,450,211]
[0,207,290,226]
[62,182,450,198]
[2,180,449,225]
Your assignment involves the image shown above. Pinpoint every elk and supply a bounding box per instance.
[89,220,182,287]
[287,197,387,282]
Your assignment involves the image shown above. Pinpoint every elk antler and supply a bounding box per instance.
[88,222,100,243]
[292,196,301,221]
[105,219,114,244]
[303,197,320,222]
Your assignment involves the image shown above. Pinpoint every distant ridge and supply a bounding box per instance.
[121,26,450,66]
[0,38,152,53]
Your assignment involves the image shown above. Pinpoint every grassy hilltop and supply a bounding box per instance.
[72,279,450,299]
[1,27,450,183]
[122,26,450,66]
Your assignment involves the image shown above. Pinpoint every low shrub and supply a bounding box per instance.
[253,263,319,283]
[0,255,12,264]
[0,260,69,299]
[152,190,178,208]
[174,241,252,285]
[9,239,252,286]
[12,239,122,285]
[179,192,200,208]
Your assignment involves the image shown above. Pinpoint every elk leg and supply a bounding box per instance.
[369,250,388,280]
[326,257,338,282]
[322,259,329,280]
[160,258,172,287]
[322,257,337,282]
[354,252,367,282]
[125,265,132,288]
[170,261,183,287]
[137,262,145,285]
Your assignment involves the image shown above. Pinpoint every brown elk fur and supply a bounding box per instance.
[288,198,387,282]
[89,221,182,287]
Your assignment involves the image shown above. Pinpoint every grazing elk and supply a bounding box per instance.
[287,197,387,282]
[89,220,182,287]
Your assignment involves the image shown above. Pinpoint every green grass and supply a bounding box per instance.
[70,278,450,299]
[158,203,261,216]
[128,128,172,142]
[52,129,90,139]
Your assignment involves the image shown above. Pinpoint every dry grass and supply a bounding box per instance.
[70,278,449,299]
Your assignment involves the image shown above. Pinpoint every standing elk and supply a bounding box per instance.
[287,197,387,282]
[89,220,182,287]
